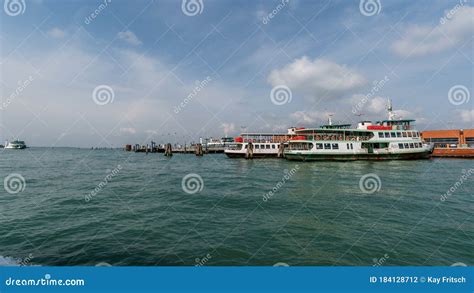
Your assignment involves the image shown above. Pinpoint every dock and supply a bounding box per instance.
[422,129,474,158]
[125,143,225,154]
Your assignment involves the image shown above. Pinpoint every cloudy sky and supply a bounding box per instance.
[1,0,473,147]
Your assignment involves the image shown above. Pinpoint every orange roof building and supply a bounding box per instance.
[422,129,474,158]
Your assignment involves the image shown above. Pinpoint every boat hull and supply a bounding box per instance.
[224,152,280,158]
[284,151,432,161]
[4,146,26,149]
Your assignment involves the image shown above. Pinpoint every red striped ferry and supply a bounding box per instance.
[284,101,433,161]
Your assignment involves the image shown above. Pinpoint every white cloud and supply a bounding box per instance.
[220,123,236,135]
[146,129,158,135]
[459,110,474,123]
[117,30,142,46]
[391,6,474,57]
[350,95,388,114]
[290,110,332,125]
[119,127,137,134]
[268,57,366,99]
[47,27,66,39]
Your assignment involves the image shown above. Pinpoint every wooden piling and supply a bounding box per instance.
[164,143,173,157]
[195,143,203,156]
[277,143,285,158]
[245,142,253,159]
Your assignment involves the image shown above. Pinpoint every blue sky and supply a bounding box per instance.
[1,0,473,147]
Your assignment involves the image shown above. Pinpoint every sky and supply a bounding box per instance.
[0,0,473,147]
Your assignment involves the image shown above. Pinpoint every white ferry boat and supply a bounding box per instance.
[284,102,433,161]
[224,129,302,158]
[4,140,27,149]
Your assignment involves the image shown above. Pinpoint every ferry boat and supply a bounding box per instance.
[4,140,27,149]
[202,137,234,153]
[224,129,301,158]
[284,101,433,161]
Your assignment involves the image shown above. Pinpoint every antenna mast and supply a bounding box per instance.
[387,98,395,121]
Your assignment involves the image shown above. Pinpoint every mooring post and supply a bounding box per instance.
[195,143,203,156]
[278,143,285,158]
[246,142,253,159]
[164,143,173,157]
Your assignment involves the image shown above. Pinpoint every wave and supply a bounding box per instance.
[0,255,21,266]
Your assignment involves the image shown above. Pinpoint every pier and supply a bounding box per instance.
[125,143,225,155]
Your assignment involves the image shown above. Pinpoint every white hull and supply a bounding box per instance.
[225,142,282,158]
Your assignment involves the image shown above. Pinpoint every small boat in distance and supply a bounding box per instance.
[4,139,27,149]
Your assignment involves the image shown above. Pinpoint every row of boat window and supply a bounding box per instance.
[378,131,420,138]
[249,144,277,149]
[399,142,423,149]
[316,143,354,150]
[288,143,355,150]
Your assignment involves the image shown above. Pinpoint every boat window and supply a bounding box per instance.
[272,144,276,149]
[409,143,414,148]
[332,143,339,150]
[266,144,271,149]
[324,143,331,150]
[390,132,396,138]
[351,144,354,150]
[255,145,259,149]
[404,143,409,149]
[347,143,350,149]
[245,145,248,149]
[384,132,390,138]
[316,143,323,149]
[399,143,404,149]
[396,132,401,137]
[402,132,407,137]
[408,132,413,137]
[378,132,383,138]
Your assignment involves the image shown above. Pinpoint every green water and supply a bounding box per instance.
[0,148,472,266]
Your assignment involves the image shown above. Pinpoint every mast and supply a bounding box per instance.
[387,98,395,121]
